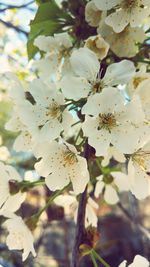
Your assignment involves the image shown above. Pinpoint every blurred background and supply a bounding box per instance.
[0,1,150,267]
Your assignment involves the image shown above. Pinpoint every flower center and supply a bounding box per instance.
[98,113,116,131]
[93,80,104,93]
[58,47,70,61]
[133,76,148,89]
[133,150,150,171]
[46,102,61,119]
[122,0,137,9]
[63,151,78,166]
[103,175,114,184]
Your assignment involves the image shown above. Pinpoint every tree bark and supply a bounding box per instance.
[71,186,87,267]
[71,142,93,267]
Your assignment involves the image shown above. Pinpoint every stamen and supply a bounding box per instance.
[63,150,78,166]
[98,113,116,131]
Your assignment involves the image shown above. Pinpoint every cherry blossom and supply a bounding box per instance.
[60,47,135,100]
[5,216,36,261]
[95,172,129,204]
[128,141,150,199]
[85,0,103,27]
[34,33,72,80]
[82,87,146,156]
[0,162,26,217]
[34,141,89,195]
[85,34,109,60]
[54,193,98,227]
[94,0,150,33]
[18,79,73,143]
[119,255,149,267]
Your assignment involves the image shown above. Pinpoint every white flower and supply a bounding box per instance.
[127,67,150,120]
[105,0,150,33]
[18,79,73,143]
[0,146,10,161]
[54,193,98,227]
[4,216,36,261]
[127,66,150,96]
[5,112,34,152]
[0,162,26,217]
[118,255,149,267]
[94,0,121,10]
[34,141,89,195]
[85,197,98,227]
[95,171,129,205]
[60,47,135,100]
[102,146,126,167]
[82,87,146,156]
[0,162,19,207]
[2,72,26,104]
[34,33,72,53]
[34,33,72,81]
[99,24,145,58]
[85,1,103,27]
[85,34,109,60]
[128,141,150,199]
[0,192,26,218]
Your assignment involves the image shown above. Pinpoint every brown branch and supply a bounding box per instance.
[71,142,93,267]
[71,186,87,267]
[0,18,28,36]
[0,1,35,12]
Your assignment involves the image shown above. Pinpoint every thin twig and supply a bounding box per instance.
[0,18,28,36]
[0,1,35,12]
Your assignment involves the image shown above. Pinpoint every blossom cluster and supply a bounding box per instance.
[1,0,150,263]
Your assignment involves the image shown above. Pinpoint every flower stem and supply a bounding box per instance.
[37,183,70,218]
[26,183,71,230]
[90,252,98,267]
[19,178,45,192]
[92,250,111,267]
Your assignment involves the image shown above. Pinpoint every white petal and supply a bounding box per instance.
[85,203,98,227]
[129,255,149,267]
[130,7,150,28]
[29,78,57,105]
[94,0,122,10]
[89,130,111,156]
[130,166,150,200]
[118,260,127,267]
[70,157,89,195]
[34,35,55,52]
[13,131,32,152]
[5,165,22,181]
[105,10,130,33]
[112,172,130,191]
[82,117,111,156]
[122,96,145,124]
[0,192,26,216]
[104,60,135,86]
[104,185,119,204]
[111,123,142,154]
[82,87,124,115]
[45,170,70,191]
[40,119,63,141]
[70,47,100,81]
[60,75,91,100]
[94,179,105,198]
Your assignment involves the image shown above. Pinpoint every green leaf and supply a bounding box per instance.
[27,1,72,59]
